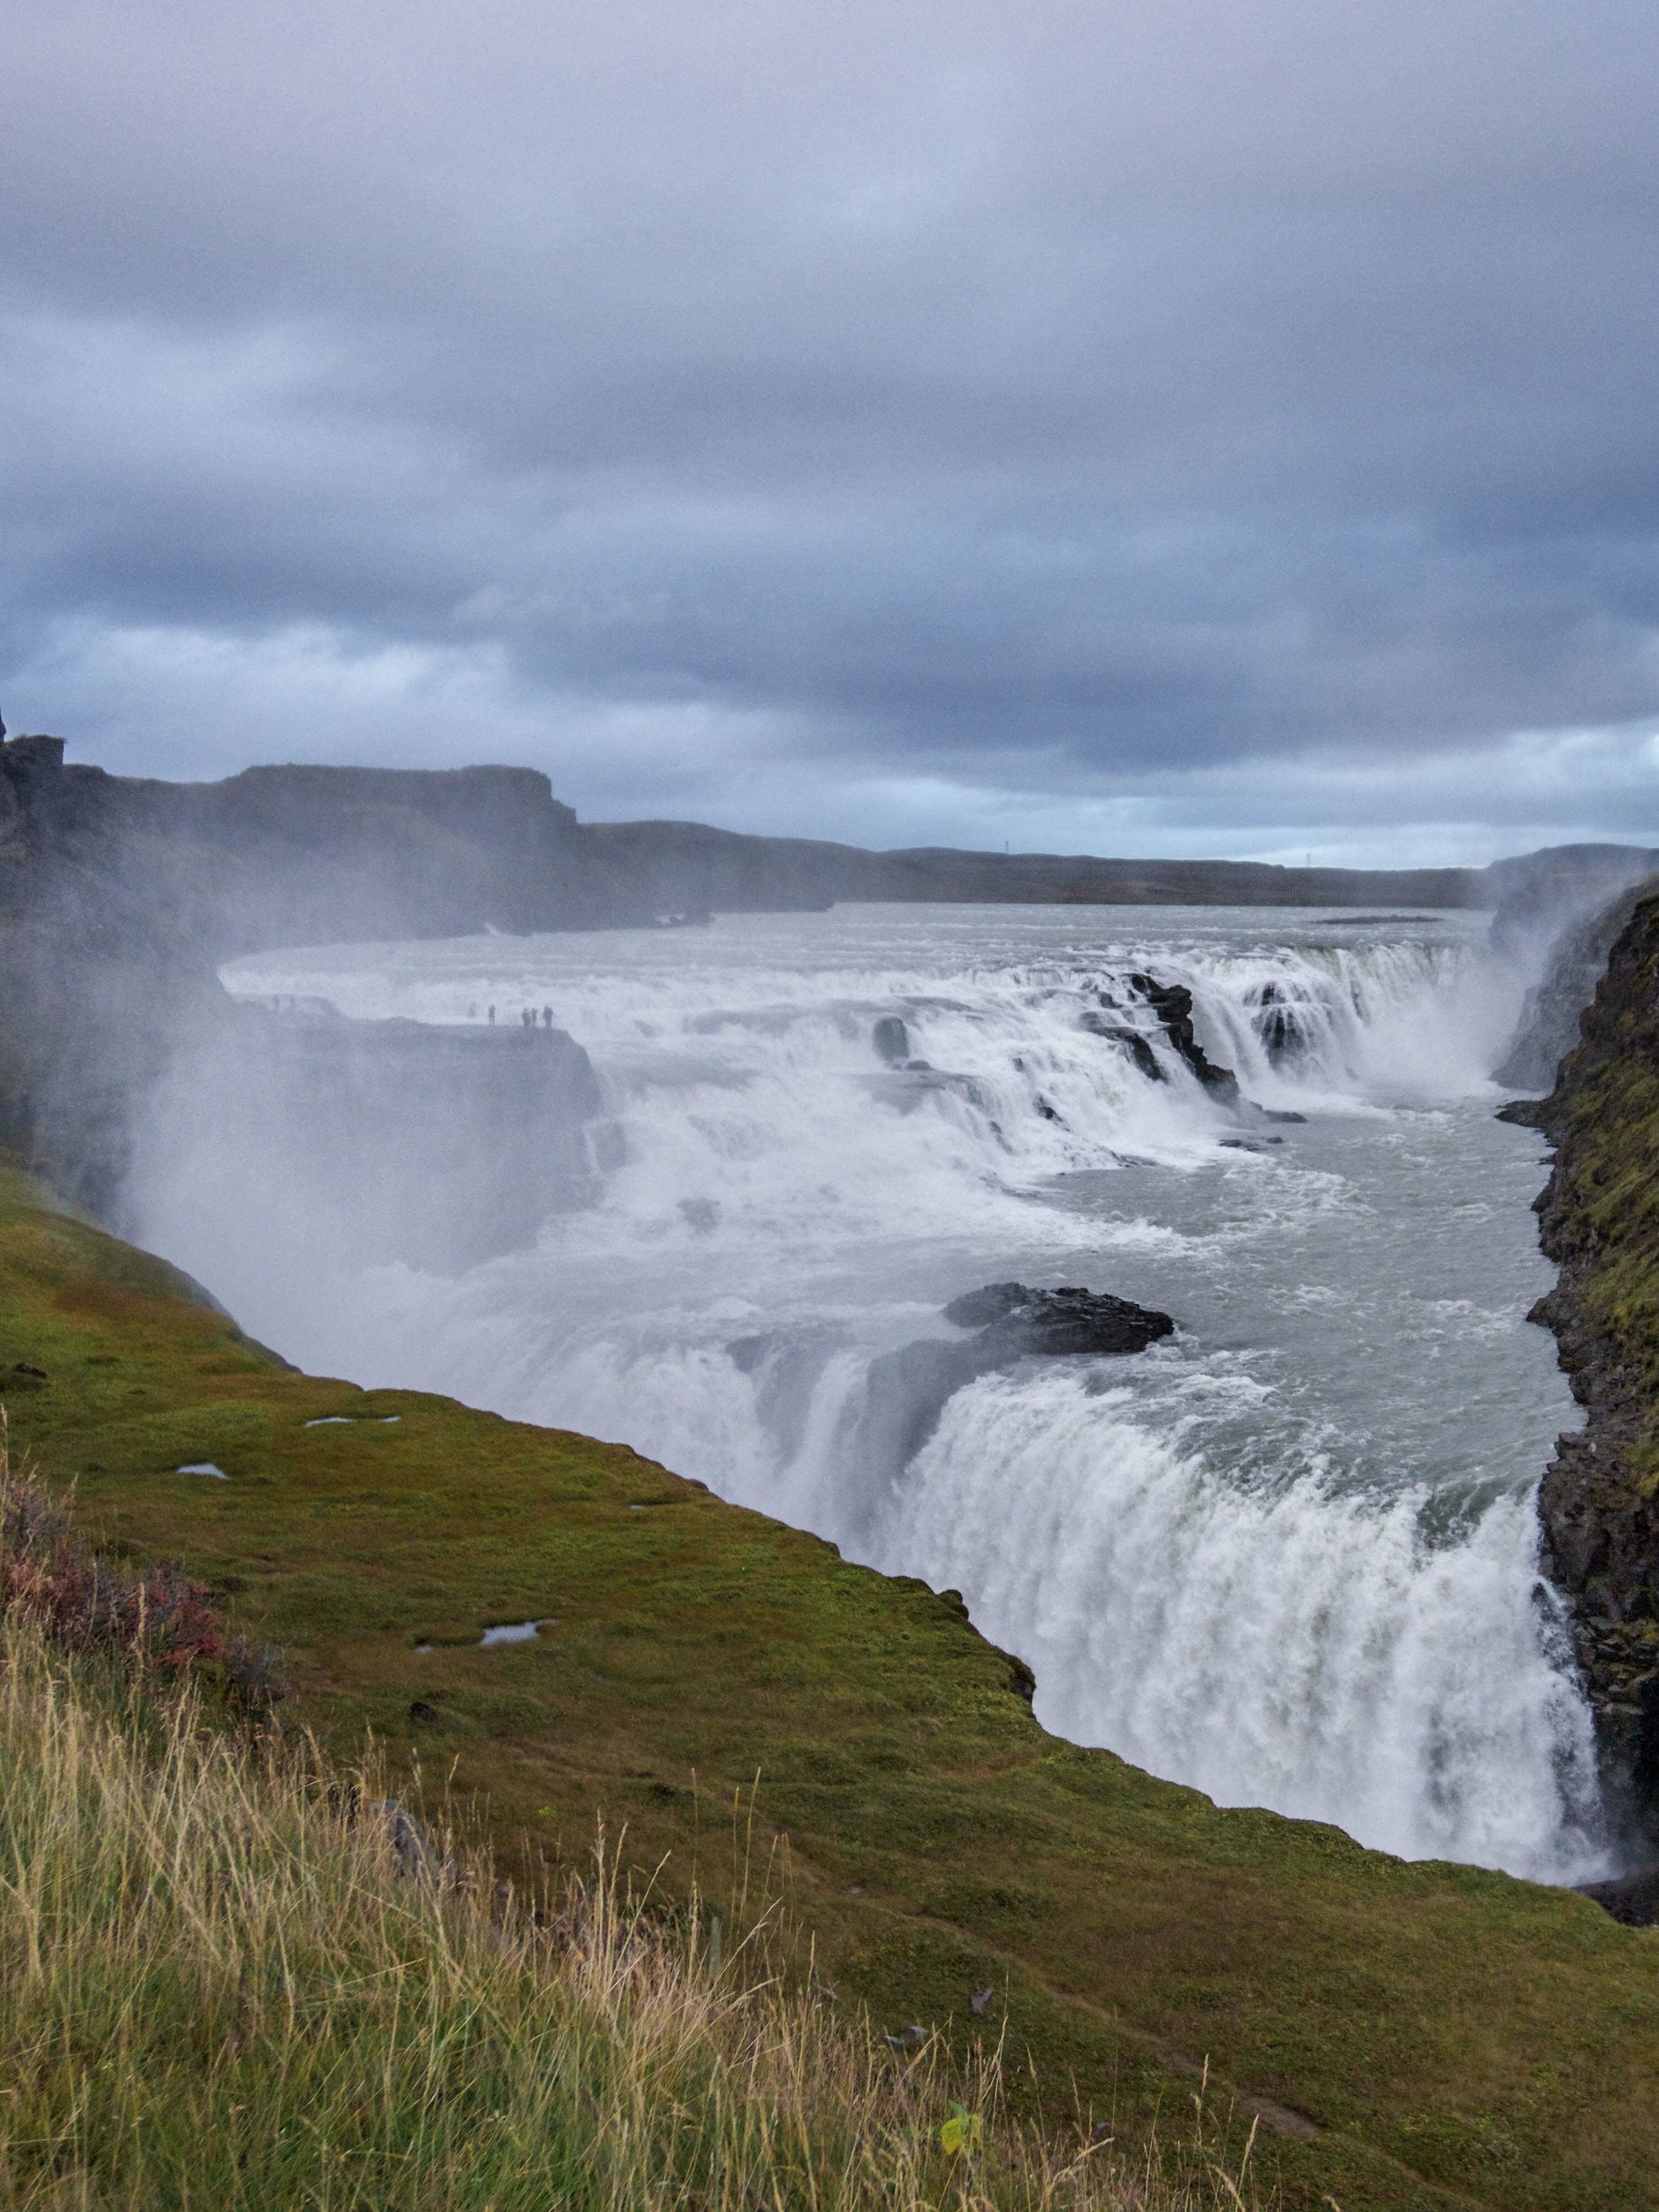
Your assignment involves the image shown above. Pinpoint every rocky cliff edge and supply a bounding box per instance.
[1509,885,1659,1832]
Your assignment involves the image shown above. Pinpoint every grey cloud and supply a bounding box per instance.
[3,0,1659,855]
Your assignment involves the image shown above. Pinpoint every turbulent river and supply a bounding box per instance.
[157,903,1611,1884]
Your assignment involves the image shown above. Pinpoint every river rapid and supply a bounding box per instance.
[153,903,1609,1883]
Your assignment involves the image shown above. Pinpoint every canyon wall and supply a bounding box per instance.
[1510,886,1659,1835]
[0,738,610,1243]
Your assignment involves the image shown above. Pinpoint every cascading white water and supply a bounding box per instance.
[891,1372,1597,1871]
[135,902,1609,1883]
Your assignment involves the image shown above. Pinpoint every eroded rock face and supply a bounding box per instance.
[0,734,651,950]
[1486,842,1659,964]
[1514,885,1659,1837]
[1126,973,1241,1104]
[138,1007,605,1272]
[1494,881,1656,1092]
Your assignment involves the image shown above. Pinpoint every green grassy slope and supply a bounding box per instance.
[3,1164,1657,2211]
[0,1594,1263,2212]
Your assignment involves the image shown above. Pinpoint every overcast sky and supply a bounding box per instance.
[4,0,1658,864]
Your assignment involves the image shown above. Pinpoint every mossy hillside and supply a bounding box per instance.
[1563,1070,1659,1500]
[1546,904,1659,1486]
[3,1167,1658,2211]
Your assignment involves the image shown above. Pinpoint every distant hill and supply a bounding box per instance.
[11,734,1655,956]
[590,816,1477,917]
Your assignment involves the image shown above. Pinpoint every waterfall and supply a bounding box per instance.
[887,1368,1602,1872]
[127,905,1606,1882]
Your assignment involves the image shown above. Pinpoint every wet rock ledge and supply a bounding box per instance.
[941,1280,1175,1357]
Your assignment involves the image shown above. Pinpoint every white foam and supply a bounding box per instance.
[885,1369,1607,1881]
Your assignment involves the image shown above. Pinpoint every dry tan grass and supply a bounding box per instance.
[0,1455,1271,2212]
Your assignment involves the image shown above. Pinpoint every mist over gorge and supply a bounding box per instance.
[180,903,1600,1876]
[8,726,1659,1897]
[5,733,1648,1887]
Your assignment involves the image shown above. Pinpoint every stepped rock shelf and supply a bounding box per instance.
[4,1164,1659,2212]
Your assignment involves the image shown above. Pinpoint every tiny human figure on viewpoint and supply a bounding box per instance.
[488,1005,495,1025]
[541,1006,553,1028]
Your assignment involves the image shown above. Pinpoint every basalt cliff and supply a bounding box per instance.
[1508,885,1659,1837]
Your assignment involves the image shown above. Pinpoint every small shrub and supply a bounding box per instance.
[0,1431,279,1700]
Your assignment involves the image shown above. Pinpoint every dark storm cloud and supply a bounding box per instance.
[3,0,1658,858]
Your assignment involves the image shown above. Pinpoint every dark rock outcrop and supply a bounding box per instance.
[1126,973,1241,1104]
[0,740,224,1212]
[872,1015,912,1066]
[1514,886,1659,1835]
[941,1281,1176,1357]
[1079,1008,1164,1082]
[845,1282,1177,1523]
[1575,1865,1659,1927]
